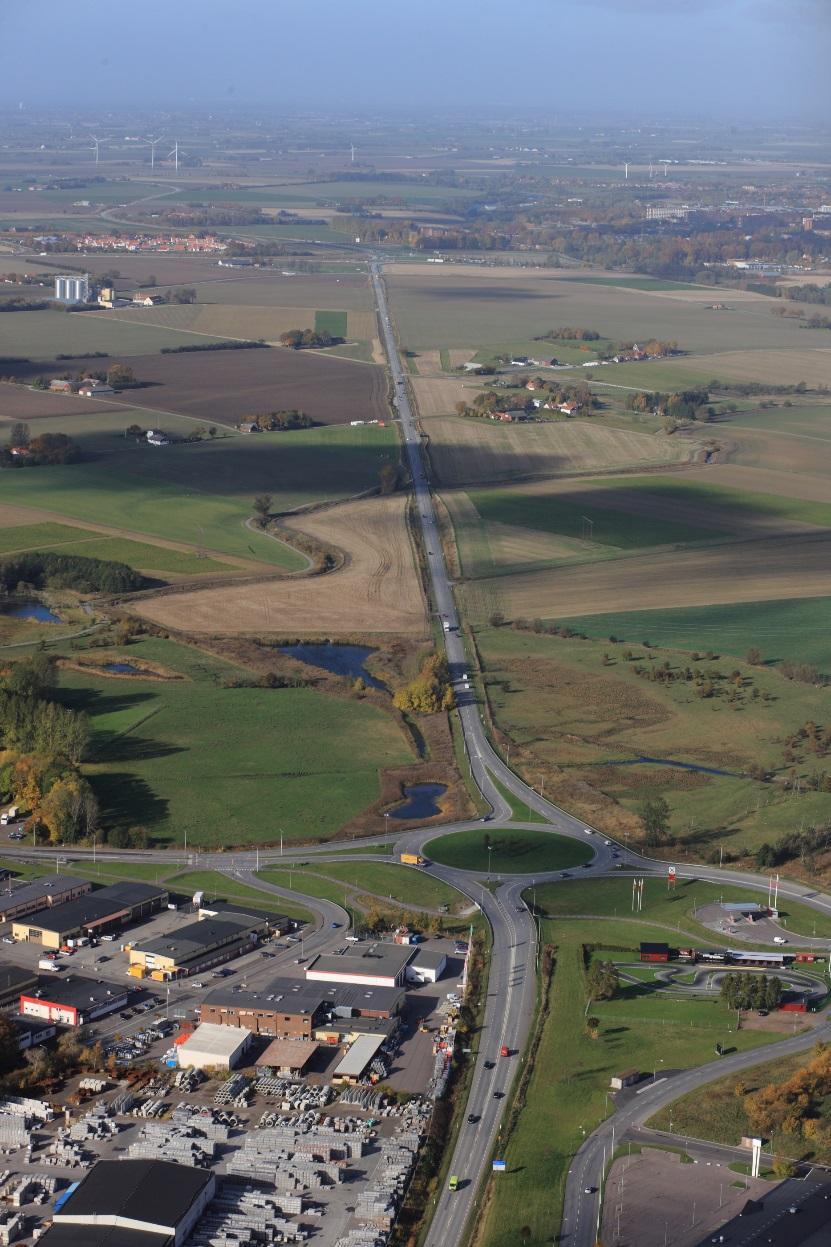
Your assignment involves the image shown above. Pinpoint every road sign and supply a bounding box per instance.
[492,1159,506,1172]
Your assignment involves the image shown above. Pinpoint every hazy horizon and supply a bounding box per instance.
[1,0,828,121]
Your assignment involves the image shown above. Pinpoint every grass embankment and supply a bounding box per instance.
[427,828,592,874]
[56,636,413,848]
[258,860,466,914]
[646,1048,831,1166]
[539,875,831,941]
[490,775,548,823]
[475,624,831,858]
[164,870,313,923]
[474,913,785,1247]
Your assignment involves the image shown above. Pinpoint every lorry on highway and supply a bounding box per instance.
[400,853,427,867]
[500,1045,510,1058]
[448,1175,459,1192]
[38,958,61,972]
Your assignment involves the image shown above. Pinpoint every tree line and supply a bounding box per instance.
[720,972,783,1012]
[279,328,343,349]
[0,551,143,595]
[243,409,314,431]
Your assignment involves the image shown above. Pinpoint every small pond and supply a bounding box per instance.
[0,599,62,623]
[102,662,143,675]
[389,782,447,820]
[280,643,385,690]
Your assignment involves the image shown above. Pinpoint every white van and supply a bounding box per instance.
[773,936,788,945]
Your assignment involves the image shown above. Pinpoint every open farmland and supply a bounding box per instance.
[0,307,226,358]
[386,262,831,356]
[468,531,831,621]
[0,422,398,568]
[425,414,697,487]
[56,637,414,847]
[0,383,121,420]
[134,493,427,637]
[100,303,377,343]
[658,347,831,389]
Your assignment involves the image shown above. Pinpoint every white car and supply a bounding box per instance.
[583,828,593,835]
[773,936,788,945]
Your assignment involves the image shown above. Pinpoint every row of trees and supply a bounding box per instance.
[243,409,314,431]
[720,972,783,1012]
[279,328,342,349]
[1,432,81,467]
[626,388,712,421]
[393,653,455,716]
[743,1042,831,1147]
[0,552,143,594]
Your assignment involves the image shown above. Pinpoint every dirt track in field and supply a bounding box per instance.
[477,532,831,620]
[134,494,427,636]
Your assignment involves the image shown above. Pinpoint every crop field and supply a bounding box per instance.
[425,415,694,488]
[476,913,780,1247]
[469,530,831,622]
[0,423,397,568]
[0,308,227,359]
[386,264,829,356]
[57,637,414,847]
[0,384,121,421]
[410,377,476,416]
[102,304,376,344]
[93,347,387,426]
[426,827,592,873]
[557,596,831,671]
[135,493,427,637]
[474,623,831,854]
[163,179,480,206]
[658,347,831,389]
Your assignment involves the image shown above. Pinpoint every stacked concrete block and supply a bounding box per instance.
[0,1210,24,1246]
[188,1181,305,1246]
[126,1121,215,1167]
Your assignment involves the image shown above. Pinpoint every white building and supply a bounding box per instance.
[146,429,170,446]
[54,274,90,304]
[177,1022,251,1072]
[405,949,447,984]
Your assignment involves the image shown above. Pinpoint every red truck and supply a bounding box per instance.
[500,1045,510,1058]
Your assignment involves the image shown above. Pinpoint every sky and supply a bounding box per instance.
[0,0,828,120]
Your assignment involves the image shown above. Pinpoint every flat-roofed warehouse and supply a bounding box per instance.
[177,1021,252,1071]
[21,973,129,1026]
[128,911,267,980]
[40,1158,215,1247]
[199,979,327,1037]
[0,874,90,924]
[11,881,169,948]
[197,898,293,934]
[0,962,37,1006]
[306,941,415,987]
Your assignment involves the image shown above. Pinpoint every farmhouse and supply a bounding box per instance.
[132,293,163,306]
[238,421,259,434]
[49,378,76,393]
[146,429,170,446]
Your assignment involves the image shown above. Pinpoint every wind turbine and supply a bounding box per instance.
[146,135,164,170]
[624,162,629,180]
[350,143,356,164]
[90,135,102,166]
[167,141,179,171]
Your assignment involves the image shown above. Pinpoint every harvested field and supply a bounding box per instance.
[472,532,831,621]
[103,303,376,343]
[696,461,831,502]
[135,494,427,637]
[0,308,226,359]
[659,347,831,388]
[412,376,479,416]
[0,383,121,420]
[10,348,389,427]
[192,272,372,309]
[387,264,829,355]
[426,415,696,487]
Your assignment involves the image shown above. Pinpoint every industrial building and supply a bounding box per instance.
[306,941,415,988]
[128,911,267,980]
[405,949,447,984]
[12,881,169,947]
[20,974,128,1027]
[41,1158,215,1247]
[256,1038,319,1076]
[177,1022,252,1072]
[54,274,91,304]
[0,963,37,1007]
[0,875,91,924]
[12,1015,57,1051]
[199,976,404,1038]
[332,1033,388,1085]
[639,942,671,963]
[196,898,292,934]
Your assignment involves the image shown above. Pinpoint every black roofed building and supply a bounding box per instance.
[40,1158,215,1247]
[11,881,169,948]
[128,911,267,980]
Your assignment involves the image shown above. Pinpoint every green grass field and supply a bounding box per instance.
[314,309,348,337]
[552,597,831,672]
[0,423,397,568]
[55,637,414,848]
[0,522,229,577]
[491,776,548,823]
[477,914,782,1247]
[426,828,592,873]
[259,860,464,912]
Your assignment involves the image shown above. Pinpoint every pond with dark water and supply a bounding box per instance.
[280,643,385,690]
[389,783,447,820]
[102,662,143,675]
[0,600,62,623]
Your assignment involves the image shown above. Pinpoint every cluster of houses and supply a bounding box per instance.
[74,232,227,253]
[49,377,116,398]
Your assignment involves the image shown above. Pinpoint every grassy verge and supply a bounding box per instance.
[165,870,313,922]
[490,775,548,824]
[473,915,784,1247]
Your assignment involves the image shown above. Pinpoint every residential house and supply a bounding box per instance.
[558,401,580,416]
[492,408,531,423]
[146,429,170,447]
[238,421,259,434]
[132,293,162,307]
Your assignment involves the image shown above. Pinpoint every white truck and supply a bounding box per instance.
[1,806,18,826]
[38,958,61,972]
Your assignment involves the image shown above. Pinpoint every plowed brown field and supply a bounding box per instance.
[135,494,427,636]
